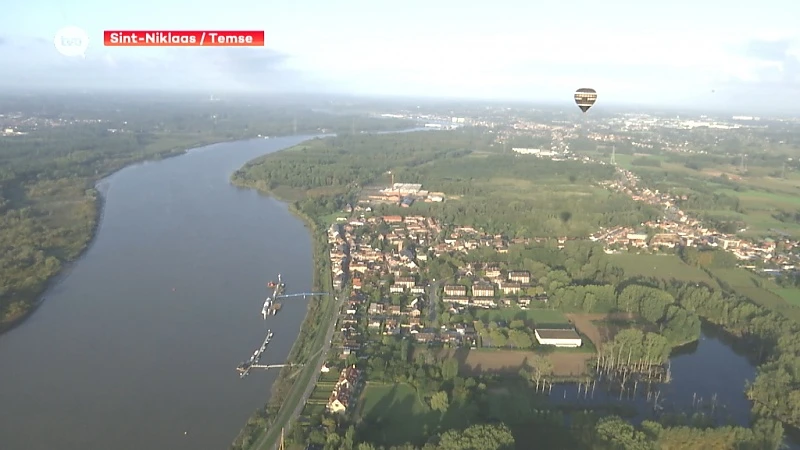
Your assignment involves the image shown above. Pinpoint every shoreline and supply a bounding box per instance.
[229,163,338,450]
[0,134,263,337]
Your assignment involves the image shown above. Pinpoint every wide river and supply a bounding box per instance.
[0,136,318,450]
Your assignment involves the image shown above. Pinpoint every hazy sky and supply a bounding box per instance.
[2,0,800,113]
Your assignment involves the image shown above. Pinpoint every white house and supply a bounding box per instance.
[534,328,582,348]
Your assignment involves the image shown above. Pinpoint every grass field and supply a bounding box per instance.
[301,403,325,417]
[476,308,569,326]
[578,147,800,238]
[357,382,434,445]
[610,254,718,286]
[771,288,800,307]
[709,267,800,322]
[713,188,800,238]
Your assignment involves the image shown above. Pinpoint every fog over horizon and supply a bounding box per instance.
[2,0,800,115]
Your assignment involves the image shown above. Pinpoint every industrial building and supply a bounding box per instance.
[534,328,583,348]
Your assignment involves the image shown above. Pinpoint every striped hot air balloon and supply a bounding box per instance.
[574,88,597,113]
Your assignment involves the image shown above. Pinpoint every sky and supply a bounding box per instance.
[2,0,800,113]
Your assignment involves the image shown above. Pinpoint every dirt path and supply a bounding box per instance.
[565,312,634,349]
[549,353,594,377]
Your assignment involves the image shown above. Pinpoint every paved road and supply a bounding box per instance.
[263,291,345,450]
[427,281,440,324]
[285,292,345,430]
[427,276,456,324]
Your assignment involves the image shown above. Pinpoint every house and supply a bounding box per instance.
[443,296,470,306]
[390,285,405,294]
[388,305,402,315]
[508,271,531,284]
[395,276,416,289]
[383,215,403,223]
[500,281,521,294]
[534,328,582,348]
[472,298,496,308]
[327,365,360,413]
[368,303,385,315]
[414,331,437,343]
[485,265,501,278]
[444,285,467,296]
[517,297,531,307]
[327,396,349,414]
[384,319,400,335]
[472,284,495,297]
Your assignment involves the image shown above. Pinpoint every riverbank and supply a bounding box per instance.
[229,172,340,450]
[0,135,289,336]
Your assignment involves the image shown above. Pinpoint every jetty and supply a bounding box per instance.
[236,329,274,378]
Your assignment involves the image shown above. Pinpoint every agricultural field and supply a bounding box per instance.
[771,288,800,307]
[715,187,800,238]
[609,254,718,286]
[709,267,800,322]
[475,308,570,326]
[432,348,592,378]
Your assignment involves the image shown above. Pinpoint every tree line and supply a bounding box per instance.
[233,130,662,240]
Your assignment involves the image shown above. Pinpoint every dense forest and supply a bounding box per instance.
[0,95,414,327]
[232,131,659,237]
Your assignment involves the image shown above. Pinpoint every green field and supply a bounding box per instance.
[771,288,800,307]
[610,253,718,286]
[588,148,800,238]
[301,403,325,418]
[476,308,569,326]
[714,188,800,238]
[308,387,331,402]
[709,268,800,322]
[358,382,435,445]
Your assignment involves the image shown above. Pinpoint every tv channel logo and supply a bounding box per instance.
[54,26,89,57]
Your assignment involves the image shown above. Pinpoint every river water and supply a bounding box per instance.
[0,136,317,450]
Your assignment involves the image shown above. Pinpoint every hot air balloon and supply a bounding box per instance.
[574,88,597,113]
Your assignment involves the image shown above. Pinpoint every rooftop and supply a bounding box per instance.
[535,328,581,340]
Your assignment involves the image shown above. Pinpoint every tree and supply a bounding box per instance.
[594,416,654,450]
[430,390,449,412]
[441,358,459,380]
[436,423,515,450]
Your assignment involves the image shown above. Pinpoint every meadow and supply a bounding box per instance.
[609,253,718,286]
[709,267,800,322]
[577,147,800,238]
[475,308,570,326]
[356,382,436,445]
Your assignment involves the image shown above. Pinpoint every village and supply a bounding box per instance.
[316,169,798,415]
[592,166,797,267]
[319,213,589,414]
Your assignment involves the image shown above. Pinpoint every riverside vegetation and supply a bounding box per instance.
[230,129,794,449]
[0,93,414,332]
